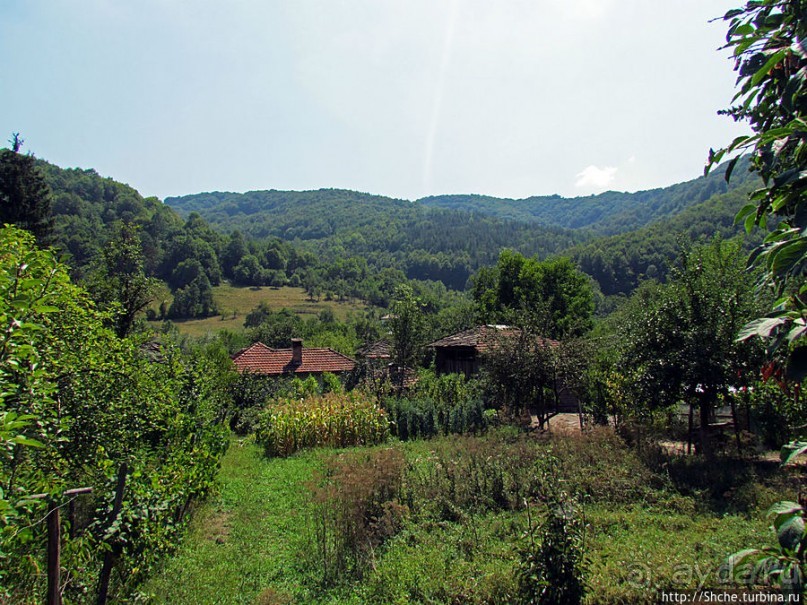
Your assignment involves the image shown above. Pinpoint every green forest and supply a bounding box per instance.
[2,1,807,603]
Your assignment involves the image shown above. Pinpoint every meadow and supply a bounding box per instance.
[151,284,367,338]
[142,427,790,605]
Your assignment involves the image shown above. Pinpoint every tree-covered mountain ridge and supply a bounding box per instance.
[421,156,756,235]
[167,156,756,239]
[31,151,759,302]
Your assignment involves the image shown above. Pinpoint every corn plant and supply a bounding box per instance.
[256,392,389,457]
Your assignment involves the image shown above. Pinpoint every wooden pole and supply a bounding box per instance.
[47,499,61,605]
[27,487,93,605]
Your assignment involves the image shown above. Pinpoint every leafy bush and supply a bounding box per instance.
[0,226,231,602]
[382,370,491,440]
[228,371,283,434]
[256,392,389,457]
[517,496,587,605]
[744,381,807,449]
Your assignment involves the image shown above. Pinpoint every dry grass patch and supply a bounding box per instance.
[200,509,232,544]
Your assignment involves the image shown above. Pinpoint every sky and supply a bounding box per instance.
[0,0,750,202]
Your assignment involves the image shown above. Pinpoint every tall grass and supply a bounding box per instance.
[256,392,389,457]
[307,447,408,585]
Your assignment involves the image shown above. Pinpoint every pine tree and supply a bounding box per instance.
[0,134,53,245]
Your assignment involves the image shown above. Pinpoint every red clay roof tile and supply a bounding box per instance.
[232,342,356,375]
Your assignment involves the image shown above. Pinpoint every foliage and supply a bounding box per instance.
[168,267,218,318]
[243,303,366,356]
[728,501,805,596]
[402,432,558,521]
[0,134,53,246]
[388,284,427,376]
[570,172,760,296]
[88,221,159,336]
[481,326,558,421]
[708,0,807,376]
[421,162,753,236]
[167,188,587,293]
[383,395,489,441]
[166,168,757,301]
[615,238,762,453]
[0,225,231,601]
[227,371,285,434]
[516,496,587,605]
[472,250,594,338]
[256,392,389,457]
[381,370,490,440]
[744,379,807,448]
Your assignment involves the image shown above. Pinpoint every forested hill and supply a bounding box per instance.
[568,176,761,296]
[165,189,588,288]
[418,157,756,236]
[34,152,761,304]
[165,160,759,296]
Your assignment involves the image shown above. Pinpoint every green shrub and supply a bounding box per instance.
[744,381,807,449]
[552,428,675,507]
[256,392,389,457]
[517,495,587,605]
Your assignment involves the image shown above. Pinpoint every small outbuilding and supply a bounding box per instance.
[428,325,536,378]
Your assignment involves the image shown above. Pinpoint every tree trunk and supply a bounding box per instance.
[699,395,713,458]
[97,464,127,605]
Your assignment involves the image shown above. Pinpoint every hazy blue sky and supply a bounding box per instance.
[1,1,749,201]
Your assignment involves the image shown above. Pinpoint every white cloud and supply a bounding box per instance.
[574,165,618,191]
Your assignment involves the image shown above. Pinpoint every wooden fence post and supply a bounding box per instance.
[28,487,93,605]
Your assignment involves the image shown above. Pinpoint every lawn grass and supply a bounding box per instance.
[150,284,367,339]
[142,438,306,604]
[141,432,790,604]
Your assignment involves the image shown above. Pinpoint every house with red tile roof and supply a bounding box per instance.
[232,339,356,377]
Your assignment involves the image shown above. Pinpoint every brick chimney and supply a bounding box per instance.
[291,339,303,365]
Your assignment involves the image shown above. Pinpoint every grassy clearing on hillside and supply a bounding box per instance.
[142,431,790,605]
[150,285,367,338]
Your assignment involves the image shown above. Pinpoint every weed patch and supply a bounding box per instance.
[306,447,408,585]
